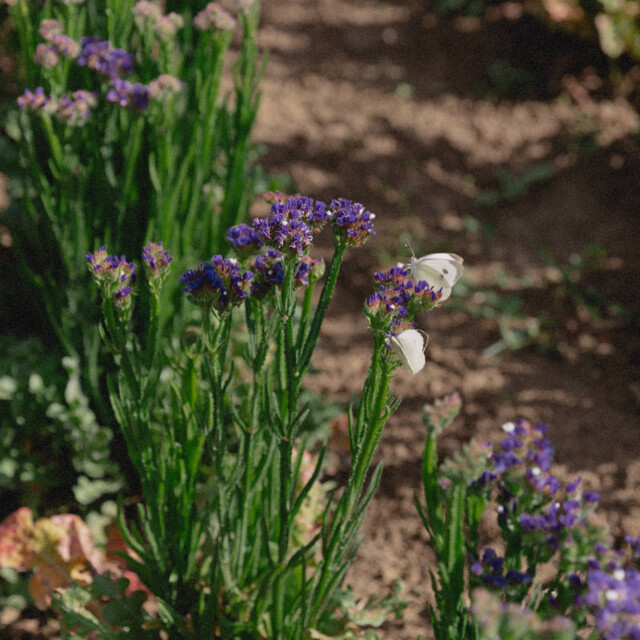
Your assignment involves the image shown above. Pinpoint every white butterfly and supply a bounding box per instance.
[388,329,428,374]
[407,252,464,301]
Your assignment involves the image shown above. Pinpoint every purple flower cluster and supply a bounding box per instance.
[35,19,81,63]
[17,87,53,112]
[227,223,264,256]
[470,548,532,589]
[250,248,285,298]
[330,198,375,247]
[133,1,184,41]
[247,249,323,298]
[77,36,134,78]
[85,247,137,311]
[252,196,330,256]
[367,265,441,333]
[294,256,324,287]
[106,79,150,112]
[578,559,640,639]
[141,241,173,274]
[193,2,236,31]
[55,90,98,126]
[180,256,253,312]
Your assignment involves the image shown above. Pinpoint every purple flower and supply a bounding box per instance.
[250,249,285,298]
[367,265,441,330]
[193,2,236,31]
[34,44,59,68]
[252,200,315,256]
[86,247,137,311]
[227,223,263,255]
[330,198,375,247]
[106,79,150,112]
[180,255,252,312]
[55,90,97,125]
[141,242,173,292]
[17,87,52,112]
[295,256,324,287]
[77,37,134,78]
[48,33,81,58]
[148,74,182,100]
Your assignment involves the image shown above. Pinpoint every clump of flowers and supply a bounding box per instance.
[252,197,317,256]
[193,2,237,31]
[330,198,376,247]
[55,90,98,125]
[227,222,264,257]
[180,255,253,313]
[106,79,150,111]
[77,36,134,78]
[17,87,52,112]
[577,550,640,639]
[249,248,285,298]
[141,241,173,293]
[419,398,640,640]
[367,265,442,333]
[85,247,137,314]
[133,0,184,42]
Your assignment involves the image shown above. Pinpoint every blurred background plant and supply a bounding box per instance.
[0,0,265,518]
[0,0,264,419]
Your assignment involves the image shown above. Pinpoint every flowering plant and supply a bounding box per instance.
[2,0,263,429]
[417,394,640,640]
[0,193,463,637]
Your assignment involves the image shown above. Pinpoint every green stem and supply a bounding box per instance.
[298,241,347,375]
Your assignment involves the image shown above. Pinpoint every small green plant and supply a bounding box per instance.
[0,338,122,518]
[475,164,554,210]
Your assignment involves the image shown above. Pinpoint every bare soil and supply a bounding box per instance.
[2,0,640,637]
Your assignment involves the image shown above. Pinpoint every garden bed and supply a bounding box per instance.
[2,0,640,637]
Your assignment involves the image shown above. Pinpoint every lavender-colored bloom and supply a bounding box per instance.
[148,74,182,100]
[584,491,601,504]
[566,476,583,494]
[252,200,314,256]
[193,2,236,31]
[39,19,63,39]
[141,241,173,274]
[180,255,252,312]
[367,265,440,329]
[134,1,183,40]
[77,37,134,78]
[491,450,522,474]
[294,256,324,287]
[49,33,81,58]
[34,44,59,68]
[250,248,285,298]
[106,79,150,112]
[86,247,137,311]
[579,563,640,639]
[55,90,97,125]
[227,223,263,255]
[330,198,375,247]
[17,87,52,112]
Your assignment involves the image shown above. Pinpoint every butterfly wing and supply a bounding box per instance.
[390,329,426,374]
[409,253,463,301]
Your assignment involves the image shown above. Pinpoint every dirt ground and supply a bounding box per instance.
[2,0,640,637]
